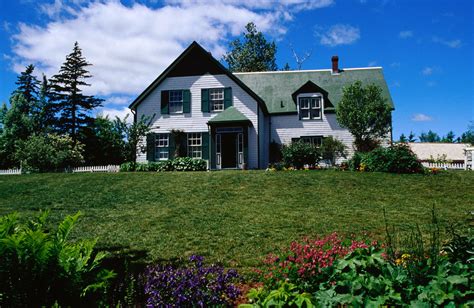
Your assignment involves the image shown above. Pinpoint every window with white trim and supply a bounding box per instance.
[187,133,202,159]
[169,90,183,114]
[293,136,323,147]
[209,88,224,112]
[155,134,169,160]
[298,96,322,120]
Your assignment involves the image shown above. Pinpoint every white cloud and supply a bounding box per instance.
[390,62,400,68]
[12,0,328,102]
[421,67,434,76]
[97,106,133,123]
[165,0,334,11]
[399,30,413,39]
[433,36,462,48]
[367,60,377,67]
[316,24,360,47]
[105,95,134,106]
[412,113,433,122]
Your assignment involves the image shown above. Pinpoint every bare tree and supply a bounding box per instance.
[290,44,313,70]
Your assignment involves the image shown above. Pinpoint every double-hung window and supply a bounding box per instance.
[298,95,322,120]
[155,134,169,160]
[187,133,202,159]
[169,90,183,114]
[209,89,224,112]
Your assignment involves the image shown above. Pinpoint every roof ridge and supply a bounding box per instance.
[233,67,383,75]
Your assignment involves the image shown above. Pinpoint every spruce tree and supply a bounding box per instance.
[50,42,103,141]
[34,74,56,133]
[15,64,40,114]
[223,22,277,72]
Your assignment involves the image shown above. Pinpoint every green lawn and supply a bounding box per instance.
[0,170,472,270]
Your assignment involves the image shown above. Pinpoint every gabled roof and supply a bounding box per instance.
[129,41,268,114]
[207,106,251,125]
[234,68,394,114]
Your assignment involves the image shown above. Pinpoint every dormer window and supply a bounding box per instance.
[298,94,322,120]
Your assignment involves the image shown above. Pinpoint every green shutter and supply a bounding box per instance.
[243,132,248,167]
[146,133,155,162]
[224,87,232,109]
[161,91,169,114]
[168,133,175,159]
[202,132,209,160]
[183,90,191,113]
[201,89,209,112]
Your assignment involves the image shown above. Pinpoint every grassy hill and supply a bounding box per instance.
[0,170,472,270]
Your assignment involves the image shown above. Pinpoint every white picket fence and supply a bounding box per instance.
[0,168,22,175]
[71,165,120,173]
[422,162,465,170]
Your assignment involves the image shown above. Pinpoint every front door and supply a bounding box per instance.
[221,133,237,168]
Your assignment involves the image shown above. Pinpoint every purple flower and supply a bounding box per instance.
[144,256,240,307]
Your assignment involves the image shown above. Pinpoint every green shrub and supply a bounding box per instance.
[120,159,206,172]
[349,144,423,173]
[0,211,115,307]
[119,162,135,172]
[321,136,347,165]
[281,141,321,169]
[171,157,207,171]
[14,134,84,172]
[348,151,363,171]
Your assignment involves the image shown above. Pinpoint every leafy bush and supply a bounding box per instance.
[0,211,115,307]
[349,144,423,173]
[170,157,207,171]
[320,136,347,165]
[245,282,314,307]
[144,255,240,307]
[120,158,206,172]
[14,133,84,172]
[281,141,321,169]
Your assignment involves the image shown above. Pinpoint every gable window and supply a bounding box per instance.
[209,89,224,112]
[187,133,202,159]
[155,134,169,160]
[169,90,183,114]
[298,95,322,120]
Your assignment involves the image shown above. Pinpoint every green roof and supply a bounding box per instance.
[235,68,394,114]
[207,106,251,124]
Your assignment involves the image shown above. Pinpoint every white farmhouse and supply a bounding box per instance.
[129,42,394,169]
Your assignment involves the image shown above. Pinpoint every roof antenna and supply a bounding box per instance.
[290,43,312,70]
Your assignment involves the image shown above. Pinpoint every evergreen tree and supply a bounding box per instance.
[50,42,103,141]
[34,74,56,133]
[419,130,441,142]
[1,93,34,167]
[223,22,277,72]
[441,131,455,143]
[15,64,40,110]
[460,122,474,144]
[408,131,416,142]
[0,102,7,133]
[399,133,407,142]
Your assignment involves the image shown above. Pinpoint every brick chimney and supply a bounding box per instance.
[331,55,339,74]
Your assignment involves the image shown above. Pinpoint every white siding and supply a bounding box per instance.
[136,74,260,168]
[270,112,355,158]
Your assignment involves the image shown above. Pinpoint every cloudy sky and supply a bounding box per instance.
[0,0,472,139]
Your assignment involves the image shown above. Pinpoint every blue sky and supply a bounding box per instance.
[0,0,472,139]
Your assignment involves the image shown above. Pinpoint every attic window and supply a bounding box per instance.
[169,90,183,114]
[298,93,323,120]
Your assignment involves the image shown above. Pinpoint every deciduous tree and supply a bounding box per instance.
[336,81,392,152]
